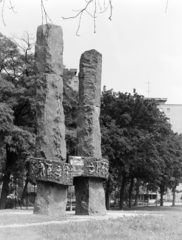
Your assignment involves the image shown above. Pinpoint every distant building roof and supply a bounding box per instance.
[146,98,168,104]
[64,68,77,76]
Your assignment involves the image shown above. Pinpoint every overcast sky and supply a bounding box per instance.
[1,0,182,103]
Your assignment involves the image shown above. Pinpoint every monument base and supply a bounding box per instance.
[75,177,106,215]
[34,181,68,217]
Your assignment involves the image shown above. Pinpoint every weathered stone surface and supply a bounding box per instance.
[35,73,66,160]
[75,178,106,215]
[69,156,109,179]
[29,158,73,185]
[34,24,67,216]
[34,181,67,217]
[77,50,102,157]
[35,24,63,75]
[75,50,107,215]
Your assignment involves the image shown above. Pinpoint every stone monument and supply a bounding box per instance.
[29,26,108,216]
[31,24,72,216]
[74,49,108,215]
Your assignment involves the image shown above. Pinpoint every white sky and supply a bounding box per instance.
[1,0,182,103]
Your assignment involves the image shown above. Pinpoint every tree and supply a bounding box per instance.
[0,33,36,209]
[0,33,19,81]
[63,69,79,158]
[100,90,175,209]
[155,132,182,206]
[0,32,35,82]
[0,74,36,208]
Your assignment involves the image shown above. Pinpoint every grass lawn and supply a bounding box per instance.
[1,206,182,240]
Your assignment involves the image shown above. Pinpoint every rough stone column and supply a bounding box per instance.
[34,24,67,216]
[75,49,106,215]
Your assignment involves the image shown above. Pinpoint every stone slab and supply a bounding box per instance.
[69,156,109,179]
[35,24,63,75]
[29,158,73,186]
[34,181,67,216]
[74,177,106,215]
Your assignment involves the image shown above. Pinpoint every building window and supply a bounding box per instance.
[167,108,170,112]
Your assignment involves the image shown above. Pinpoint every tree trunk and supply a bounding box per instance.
[0,173,10,209]
[106,190,110,210]
[20,178,29,206]
[134,178,140,206]
[120,174,126,210]
[160,185,164,206]
[172,187,176,207]
[0,146,15,209]
[128,178,134,208]
[105,177,111,210]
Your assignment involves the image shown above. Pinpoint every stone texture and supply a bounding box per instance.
[35,24,63,75]
[75,49,106,215]
[77,50,102,157]
[34,181,67,216]
[29,158,73,186]
[69,156,109,179]
[75,177,106,215]
[34,24,67,216]
[35,73,66,160]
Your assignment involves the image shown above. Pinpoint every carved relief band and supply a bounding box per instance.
[69,156,109,179]
[29,157,108,185]
[29,157,73,186]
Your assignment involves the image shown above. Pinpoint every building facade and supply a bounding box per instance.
[157,98,182,134]
[157,98,182,202]
[63,68,79,92]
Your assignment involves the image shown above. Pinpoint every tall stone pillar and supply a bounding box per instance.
[33,24,68,216]
[75,49,106,215]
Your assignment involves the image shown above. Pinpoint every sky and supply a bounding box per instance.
[1,0,182,103]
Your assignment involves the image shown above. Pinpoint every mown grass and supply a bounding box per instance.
[0,210,67,225]
[39,213,182,240]
[1,207,182,240]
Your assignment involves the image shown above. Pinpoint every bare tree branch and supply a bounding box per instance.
[8,0,16,13]
[62,0,113,36]
[100,1,109,14]
[108,0,113,20]
[40,0,52,25]
[76,12,83,36]
[165,0,169,13]
[0,0,113,35]
[0,0,17,26]
[94,0,97,33]
[63,1,93,21]
[2,0,6,26]
[98,0,103,11]
[62,0,94,36]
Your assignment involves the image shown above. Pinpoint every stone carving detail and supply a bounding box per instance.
[29,158,73,185]
[69,156,109,179]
